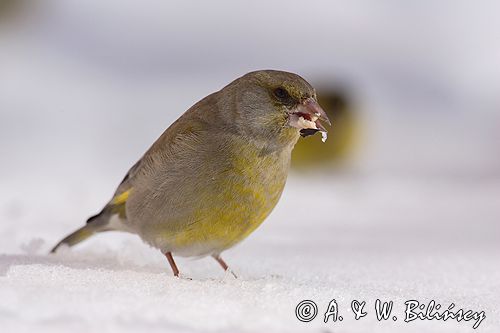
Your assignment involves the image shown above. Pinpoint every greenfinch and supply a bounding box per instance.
[51,70,330,277]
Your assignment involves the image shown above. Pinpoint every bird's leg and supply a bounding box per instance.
[164,252,179,277]
[212,254,237,278]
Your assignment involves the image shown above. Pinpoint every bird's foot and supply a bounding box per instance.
[225,268,238,279]
[176,273,193,280]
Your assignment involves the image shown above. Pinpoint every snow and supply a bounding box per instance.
[321,131,327,143]
[1,177,499,333]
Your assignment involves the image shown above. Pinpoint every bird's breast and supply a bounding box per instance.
[168,140,292,256]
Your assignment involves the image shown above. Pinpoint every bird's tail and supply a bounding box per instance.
[50,210,112,253]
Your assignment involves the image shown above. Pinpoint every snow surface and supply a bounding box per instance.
[1,176,499,333]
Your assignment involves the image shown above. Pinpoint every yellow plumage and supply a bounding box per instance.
[112,190,130,205]
[168,141,289,251]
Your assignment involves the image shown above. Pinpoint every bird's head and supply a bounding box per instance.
[223,70,331,146]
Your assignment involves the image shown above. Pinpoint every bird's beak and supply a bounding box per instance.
[288,98,331,140]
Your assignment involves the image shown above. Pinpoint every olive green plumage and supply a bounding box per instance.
[51,70,330,276]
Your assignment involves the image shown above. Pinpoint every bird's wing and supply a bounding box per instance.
[106,92,222,217]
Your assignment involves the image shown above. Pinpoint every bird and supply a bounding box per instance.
[50,70,330,277]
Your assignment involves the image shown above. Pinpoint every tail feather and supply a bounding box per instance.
[50,210,111,253]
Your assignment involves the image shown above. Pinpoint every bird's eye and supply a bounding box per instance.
[273,87,290,100]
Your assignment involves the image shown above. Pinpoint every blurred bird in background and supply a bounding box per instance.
[292,86,358,169]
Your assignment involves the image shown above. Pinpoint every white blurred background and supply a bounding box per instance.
[1,1,499,332]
